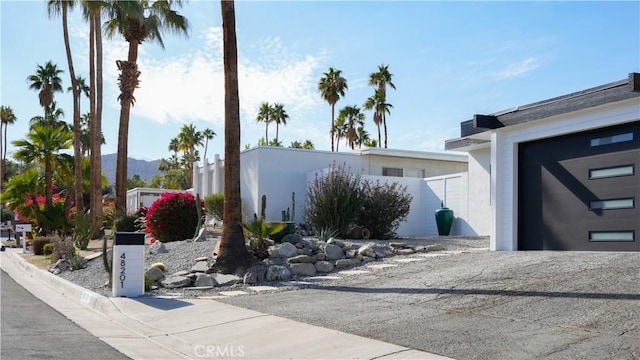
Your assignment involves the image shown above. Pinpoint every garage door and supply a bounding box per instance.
[519,121,640,251]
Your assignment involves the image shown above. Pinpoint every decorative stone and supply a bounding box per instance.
[243,265,268,285]
[313,253,327,262]
[362,256,376,263]
[194,256,208,262]
[263,257,285,266]
[171,270,190,277]
[389,242,407,249]
[324,244,344,260]
[194,273,217,287]
[210,273,241,286]
[145,266,165,283]
[327,238,346,248]
[282,233,302,244]
[314,261,334,273]
[295,242,304,249]
[266,265,291,281]
[297,247,313,256]
[289,263,317,276]
[374,246,394,259]
[396,248,416,255]
[269,242,298,258]
[287,255,314,263]
[164,275,193,289]
[191,261,209,273]
[357,243,377,258]
[345,249,357,259]
[335,258,361,268]
[149,241,168,254]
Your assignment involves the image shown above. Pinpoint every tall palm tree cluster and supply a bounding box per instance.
[156,124,215,189]
[256,101,289,146]
[1,0,189,236]
[318,64,395,151]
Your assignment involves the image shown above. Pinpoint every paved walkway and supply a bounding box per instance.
[1,248,453,360]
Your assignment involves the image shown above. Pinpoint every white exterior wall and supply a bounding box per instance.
[364,155,468,177]
[467,148,491,236]
[126,188,187,214]
[491,98,640,251]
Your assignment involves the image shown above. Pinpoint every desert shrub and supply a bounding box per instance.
[72,212,97,250]
[32,236,52,256]
[303,163,363,238]
[356,180,412,239]
[43,243,55,256]
[204,193,224,221]
[114,213,138,232]
[146,192,202,242]
[49,235,76,262]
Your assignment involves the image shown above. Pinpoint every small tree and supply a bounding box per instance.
[356,180,412,239]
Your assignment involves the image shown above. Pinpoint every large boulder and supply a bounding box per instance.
[164,275,193,289]
[210,273,241,287]
[149,241,168,254]
[269,242,298,258]
[324,244,344,260]
[244,265,268,285]
[335,258,361,268]
[145,266,165,283]
[193,273,217,287]
[357,243,377,258]
[314,261,334,273]
[287,255,314,263]
[289,263,317,277]
[266,265,291,281]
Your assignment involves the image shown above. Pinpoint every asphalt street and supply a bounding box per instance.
[1,270,131,360]
[219,249,640,360]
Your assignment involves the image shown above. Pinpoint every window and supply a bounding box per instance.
[590,132,633,147]
[589,231,635,242]
[589,198,634,210]
[382,167,403,177]
[589,165,634,179]
[404,169,425,178]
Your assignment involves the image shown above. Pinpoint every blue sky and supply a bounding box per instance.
[1,1,639,161]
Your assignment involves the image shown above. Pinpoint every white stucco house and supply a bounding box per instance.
[190,146,479,238]
[445,72,640,251]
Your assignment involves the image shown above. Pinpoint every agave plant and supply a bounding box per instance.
[241,218,285,259]
[314,227,338,242]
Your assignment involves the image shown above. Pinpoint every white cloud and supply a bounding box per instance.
[494,57,540,80]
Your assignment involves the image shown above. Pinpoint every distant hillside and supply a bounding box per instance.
[101,153,161,185]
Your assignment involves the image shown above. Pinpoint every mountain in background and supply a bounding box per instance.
[101,153,161,185]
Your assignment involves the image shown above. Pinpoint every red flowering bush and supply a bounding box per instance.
[145,192,204,243]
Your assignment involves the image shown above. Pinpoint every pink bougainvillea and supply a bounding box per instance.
[145,192,205,243]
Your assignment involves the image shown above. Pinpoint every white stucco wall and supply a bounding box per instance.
[467,148,491,236]
[491,98,640,251]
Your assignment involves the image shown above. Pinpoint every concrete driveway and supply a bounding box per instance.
[219,240,640,360]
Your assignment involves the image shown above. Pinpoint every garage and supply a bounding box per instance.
[519,121,640,251]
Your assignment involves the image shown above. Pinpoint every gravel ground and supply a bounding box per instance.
[57,236,489,298]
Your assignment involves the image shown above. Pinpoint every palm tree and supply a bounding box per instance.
[202,128,216,160]
[27,61,64,122]
[104,0,190,213]
[270,103,288,144]
[168,137,179,156]
[177,123,203,187]
[338,105,365,150]
[333,116,347,152]
[12,124,73,211]
[256,102,271,144]
[302,139,314,150]
[369,64,395,148]
[29,102,66,128]
[355,126,370,149]
[318,67,347,152]
[1,106,17,183]
[215,0,254,274]
[363,90,392,148]
[48,0,84,212]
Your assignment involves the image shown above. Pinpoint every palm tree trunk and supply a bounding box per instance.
[62,5,84,213]
[330,104,335,152]
[377,121,382,148]
[115,29,140,213]
[214,0,254,274]
[89,13,98,227]
[94,12,104,230]
[275,123,279,144]
[265,121,269,144]
[383,113,388,148]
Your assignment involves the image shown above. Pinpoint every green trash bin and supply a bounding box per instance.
[435,201,454,236]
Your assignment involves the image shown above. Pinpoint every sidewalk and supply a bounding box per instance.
[1,248,453,360]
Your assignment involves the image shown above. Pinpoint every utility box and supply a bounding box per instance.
[112,232,145,297]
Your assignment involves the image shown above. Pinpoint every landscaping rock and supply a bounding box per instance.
[210,273,241,287]
[164,275,193,288]
[288,255,314,263]
[243,265,268,285]
[335,258,361,268]
[266,265,291,281]
[269,242,298,258]
[194,256,208,262]
[389,242,407,249]
[313,253,327,262]
[422,244,447,252]
[314,261,334,273]
[145,266,165,283]
[362,256,376,263]
[357,243,377,258]
[193,273,217,287]
[297,247,313,256]
[289,263,317,276]
[171,270,190,277]
[345,249,357,259]
[282,233,302,244]
[327,238,346,248]
[396,248,416,255]
[324,244,345,260]
[263,257,285,266]
[190,261,209,273]
[374,246,394,259]
[149,241,168,254]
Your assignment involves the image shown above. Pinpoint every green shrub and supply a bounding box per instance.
[114,214,138,232]
[43,243,55,256]
[303,163,363,238]
[49,235,76,262]
[32,237,53,256]
[204,193,224,221]
[356,180,412,239]
[145,192,202,242]
[70,255,87,271]
[1,208,14,223]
